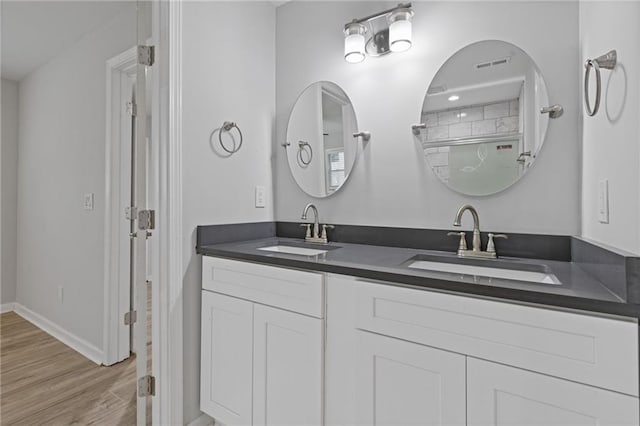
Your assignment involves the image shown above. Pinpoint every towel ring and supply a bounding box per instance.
[584,50,617,117]
[297,141,313,166]
[219,121,243,154]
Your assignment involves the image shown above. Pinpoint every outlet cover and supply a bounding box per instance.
[84,193,94,210]
[598,179,609,224]
[255,186,266,208]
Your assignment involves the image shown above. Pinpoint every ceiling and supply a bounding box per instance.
[1,1,134,81]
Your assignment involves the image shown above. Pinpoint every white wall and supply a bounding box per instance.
[275,1,580,235]
[16,7,136,349]
[579,1,640,254]
[1,78,19,305]
[181,2,275,422]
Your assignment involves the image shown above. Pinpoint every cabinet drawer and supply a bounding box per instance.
[202,256,324,318]
[355,279,639,396]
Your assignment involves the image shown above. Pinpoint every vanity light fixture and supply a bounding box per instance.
[343,2,414,63]
[389,7,414,52]
[344,22,367,63]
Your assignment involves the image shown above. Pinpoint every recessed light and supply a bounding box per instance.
[448,95,460,101]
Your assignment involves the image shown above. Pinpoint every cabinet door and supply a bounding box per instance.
[468,358,639,426]
[201,291,253,426]
[253,304,324,426]
[356,331,466,426]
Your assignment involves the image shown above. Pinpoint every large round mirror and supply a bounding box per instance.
[420,40,551,196]
[285,81,359,197]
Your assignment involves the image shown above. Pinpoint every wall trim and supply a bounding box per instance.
[0,303,16,313]
[13,303,103,364]
[187,413,214,426]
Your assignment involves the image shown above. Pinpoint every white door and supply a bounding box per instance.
[200,291,253,426]
[356,331,466,426]
[253,304,324,426]
[134,2,152,423]
[467,358,640,426]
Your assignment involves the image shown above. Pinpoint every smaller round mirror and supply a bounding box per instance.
[420,40,551,196]
[285,81,359,198]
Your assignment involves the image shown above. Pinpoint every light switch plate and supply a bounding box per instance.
[84,193,94,210]
[598,179,609,223]
[255,186,266,208]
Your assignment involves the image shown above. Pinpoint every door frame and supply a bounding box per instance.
[103,46,138,366]
[153,0,184,424]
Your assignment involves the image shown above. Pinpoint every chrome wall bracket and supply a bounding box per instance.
[353,131,371,142]
[540,104,564,119]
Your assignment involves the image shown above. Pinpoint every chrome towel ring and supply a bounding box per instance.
[297,141,313,166]
[219,121,243,154]
[584,50,617,117]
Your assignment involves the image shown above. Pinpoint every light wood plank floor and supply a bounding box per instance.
[0,312,137,425]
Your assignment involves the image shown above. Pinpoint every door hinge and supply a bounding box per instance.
[124,310,137,325]
[138,210,155,230]
[138,375,156,397]
[137,45,155,66]
[126,101,137,117]
[125,206,138,221]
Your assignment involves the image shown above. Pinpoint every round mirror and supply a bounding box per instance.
[285,81,359,197]
[420,40,551,196]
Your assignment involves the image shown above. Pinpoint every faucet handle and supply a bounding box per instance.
[320,224,335,240]
[299,223,312,239]
[447,231,467,251]
[487,233,508,254]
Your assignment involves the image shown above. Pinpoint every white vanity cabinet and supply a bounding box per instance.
[467,358,639,426]
[200,257,640,426]
[356,330,466,426]
[325,274,640,426]
[200,257,324,426]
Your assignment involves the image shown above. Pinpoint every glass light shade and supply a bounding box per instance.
[345,34,366,63]
[344,22,366,63]
[389,10,413,53]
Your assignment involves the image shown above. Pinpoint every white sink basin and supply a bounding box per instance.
[407,260,561,285]
[258,245,328,256]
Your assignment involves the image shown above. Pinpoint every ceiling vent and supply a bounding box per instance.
[475,56,511,70]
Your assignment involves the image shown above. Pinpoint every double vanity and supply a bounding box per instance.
[196,212,640,426]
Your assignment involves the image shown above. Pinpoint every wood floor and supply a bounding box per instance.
[0,312,137,425]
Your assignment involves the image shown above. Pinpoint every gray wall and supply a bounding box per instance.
[1,78,19,305]
[579,1,640,255]
[181,1,276,422]
[16,7,136,348]
[275,1,580,235]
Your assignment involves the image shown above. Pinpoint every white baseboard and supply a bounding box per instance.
[187,413,214,426]
[0,302,16,313]
[13,303,103,365]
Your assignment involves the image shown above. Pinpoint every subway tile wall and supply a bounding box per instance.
[421,98,520,142]
[422,98,520,182]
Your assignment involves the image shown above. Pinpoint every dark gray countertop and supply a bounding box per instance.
[197,236,640,318]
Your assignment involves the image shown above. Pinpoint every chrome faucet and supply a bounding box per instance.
[300,203,334,244]
[453,204,482,252]
[301,203,320,240]
[450,204,507,259]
